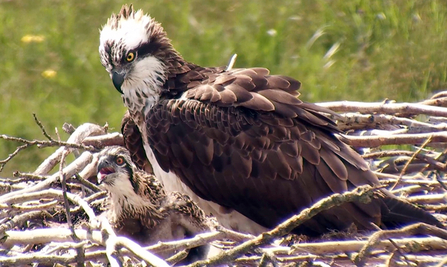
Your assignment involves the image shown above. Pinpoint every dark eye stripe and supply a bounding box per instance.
[126,163,140,194]
[137,40,162,58]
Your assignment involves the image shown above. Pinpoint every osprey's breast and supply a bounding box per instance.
[140,133,267,234]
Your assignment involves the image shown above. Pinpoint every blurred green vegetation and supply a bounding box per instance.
[1,0,447,175]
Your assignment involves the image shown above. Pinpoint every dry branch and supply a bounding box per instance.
[335,113,447,132]
[317,100,447,117]
[34,122,105,175]
[354,223,447,266]
[290,236,447,254]
[341,131,447,147]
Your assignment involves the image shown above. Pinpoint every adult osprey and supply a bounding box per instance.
[97,146,210,262]
[99,5,441,236]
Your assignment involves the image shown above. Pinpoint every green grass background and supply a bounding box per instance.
[1,0,447,175]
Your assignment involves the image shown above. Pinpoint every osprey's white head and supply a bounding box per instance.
[99,5,176,112]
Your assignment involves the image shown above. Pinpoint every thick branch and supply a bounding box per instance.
[335,113,447,132]
[354,223,447,266]
[340,131,447,147]
[317,100,447,117]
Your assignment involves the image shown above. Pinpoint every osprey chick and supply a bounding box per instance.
[97,146,210,262]
[99,5,442,236]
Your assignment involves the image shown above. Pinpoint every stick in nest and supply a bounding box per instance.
[354,223,447,266]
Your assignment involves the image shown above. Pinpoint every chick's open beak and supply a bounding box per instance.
[97,160,116,184]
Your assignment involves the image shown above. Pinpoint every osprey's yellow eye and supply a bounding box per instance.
[126,52,135,62]
[115,156,125,165]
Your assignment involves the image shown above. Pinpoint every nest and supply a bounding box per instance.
[2,93,447,266]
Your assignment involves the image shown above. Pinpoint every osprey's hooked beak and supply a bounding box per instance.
[97,159,116,184]
[111,70,125,94]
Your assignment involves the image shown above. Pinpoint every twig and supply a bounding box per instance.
[39,240,88,256]
[0,247,109,266]
[374,173,441,187]
[354,223,447,266]
[406,193,447,204]
[57,148,85,267]
[81,132,124,148]
[364,150,446,172]
[335,113,447,132]
[384,251,399,267]
[419,95,447,107]
[69,191,107,215]
[3,228,105,247]
[12,171,48,181]
[165,250,189,265]
[60,150,75,234]
[317,100,447,117]
[0,254,91,266]
[435,257,447,267]
[9,200,58,211]
[213,224,255,241]
[289,236,447,255]
[391,135,433,190]
[341,131,447,147]
[258,250,279,267]
[419,203,447,212]
[0,143,29,172]
[33,113,54,141]
[62,122,77,135]
[226,54,238,71]
[83,190,108,203]
[73,173,101,193]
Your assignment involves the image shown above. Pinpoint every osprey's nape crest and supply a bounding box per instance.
[105,4,136,29]
[99,5,442,236]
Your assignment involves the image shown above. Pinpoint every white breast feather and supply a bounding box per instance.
[104,172,156,223]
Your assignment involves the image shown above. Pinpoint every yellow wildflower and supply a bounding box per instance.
[41,69,57,79]
[21,35,45,43]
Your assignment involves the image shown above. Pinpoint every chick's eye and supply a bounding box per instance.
[115,156,125,165]
[126,52,135,62]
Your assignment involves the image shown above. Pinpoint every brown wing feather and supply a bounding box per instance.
[121,111,153,174]
[146,98,386,235]
[144,66,441,235]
